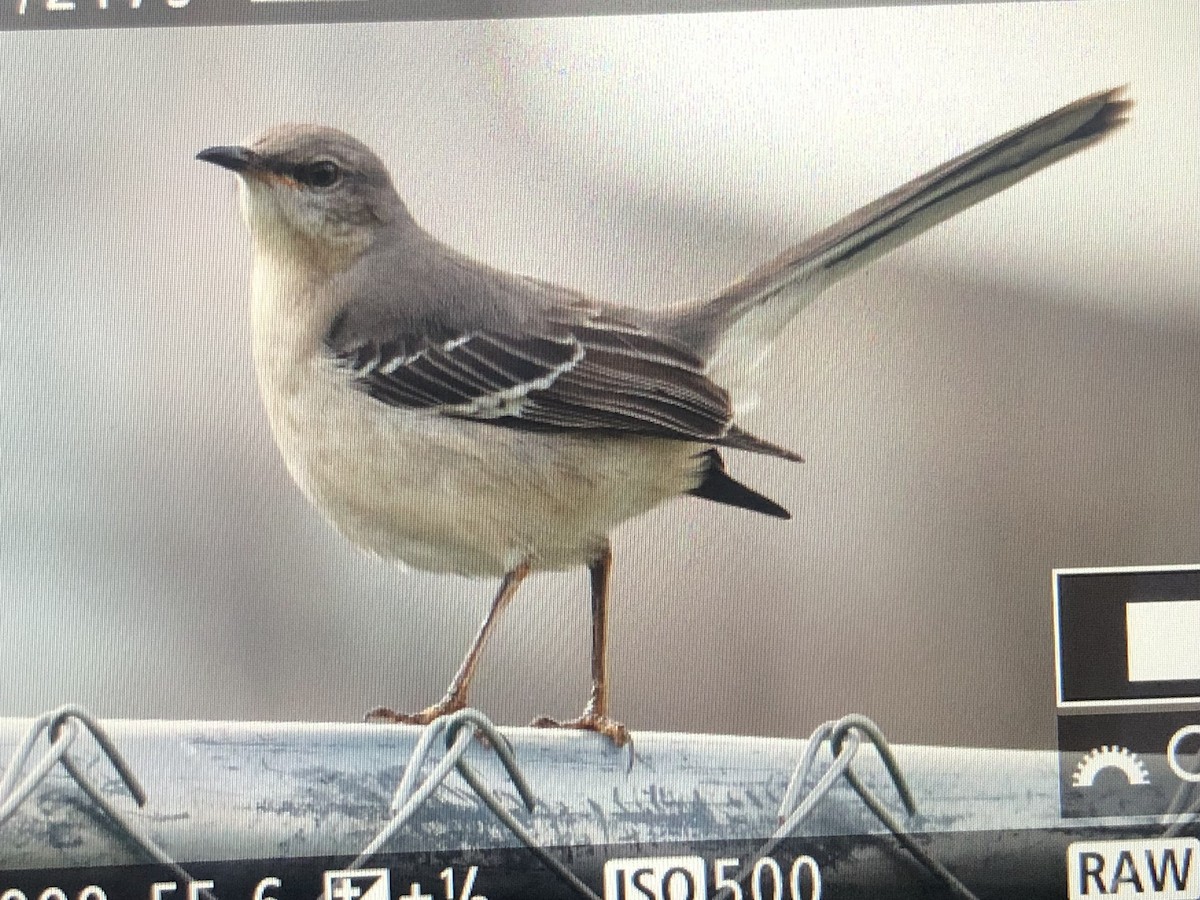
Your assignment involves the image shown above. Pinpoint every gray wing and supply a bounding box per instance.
[324,300,800,460]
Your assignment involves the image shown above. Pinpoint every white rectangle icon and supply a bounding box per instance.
[1069,839,1200,899]
[1126,600,1200,682]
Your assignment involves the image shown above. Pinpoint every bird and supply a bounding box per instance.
[198,87,1129,747]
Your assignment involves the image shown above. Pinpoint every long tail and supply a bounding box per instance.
[665,87,1131,368]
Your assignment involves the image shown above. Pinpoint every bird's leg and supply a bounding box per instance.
[367,559,532,726]
[532,545,630,747]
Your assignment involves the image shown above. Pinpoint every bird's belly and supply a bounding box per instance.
[262,361,703,577]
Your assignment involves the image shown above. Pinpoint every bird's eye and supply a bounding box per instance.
[297,160,342,189]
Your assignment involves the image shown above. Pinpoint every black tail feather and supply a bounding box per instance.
[688,449,792,519]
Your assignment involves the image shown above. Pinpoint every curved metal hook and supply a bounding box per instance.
[443,711,600,900]
[825,716,977,900]
[828,713,917,816]
[49,704,148,807]
[3,706,217,900]
[443,708,536,812]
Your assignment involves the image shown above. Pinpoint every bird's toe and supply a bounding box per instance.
[365,698,465,726]
[531,712,631,749]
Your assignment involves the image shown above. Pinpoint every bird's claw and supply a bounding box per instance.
[531,712,631,748]
[365,698,465,726]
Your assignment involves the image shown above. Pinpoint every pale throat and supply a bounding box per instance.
[243,203,354,399]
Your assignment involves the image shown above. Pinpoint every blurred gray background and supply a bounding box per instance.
[1,2,1196,750]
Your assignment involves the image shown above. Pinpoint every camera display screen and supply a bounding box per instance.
[2,3,1197,898]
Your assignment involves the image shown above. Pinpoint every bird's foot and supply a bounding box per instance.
[531,712,631,748]
[365,697,465,726]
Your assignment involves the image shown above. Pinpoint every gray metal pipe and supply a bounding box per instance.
[0,717,1192,899]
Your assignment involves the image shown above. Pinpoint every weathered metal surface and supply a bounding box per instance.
[0,717,1193,899]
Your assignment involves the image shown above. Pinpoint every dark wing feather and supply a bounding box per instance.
[359,331,583,416]
[325,304,800,460]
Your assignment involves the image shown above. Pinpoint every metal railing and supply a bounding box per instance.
[3,705,1198,899]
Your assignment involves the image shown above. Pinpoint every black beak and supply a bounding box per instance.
[196,145,260,173]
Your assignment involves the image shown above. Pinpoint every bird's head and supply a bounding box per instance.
[198,125,408,267]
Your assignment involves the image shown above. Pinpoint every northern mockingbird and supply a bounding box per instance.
[199,88,1128,746]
